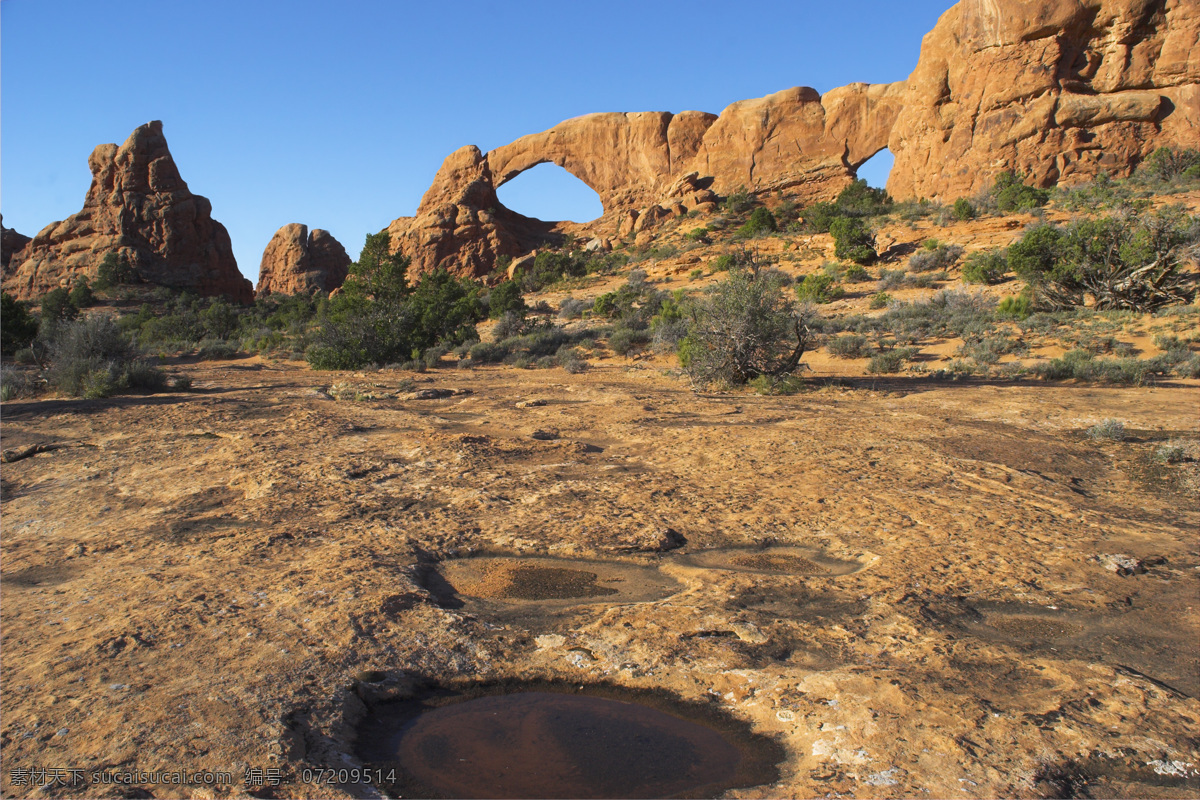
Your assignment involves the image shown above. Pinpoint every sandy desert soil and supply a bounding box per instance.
[2,355,1199,798]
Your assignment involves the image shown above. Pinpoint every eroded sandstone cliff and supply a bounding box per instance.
[3,121,252,303]
[887,0,1200,199]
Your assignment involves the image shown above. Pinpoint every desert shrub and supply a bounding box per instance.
[556,345,589,373]
[2,293,39,356]
[1140,147,1200,183]
[46,314,164,397]
[795,273,844,304]
[1033,349,1171,385]
[737,207,777,238]
[952,198,975,221]
[69,280,95,309]
[722,187,756,214]
[93,252,138,289]
[830,217,876,264]
[40,287,79,323]
[1087,419,1126,441]
[909,241,964,272]
[308,236,484,370]
[843,264,871,283]
[0,366,33,401]
[195,338,239,360]
[836,179,892,217]
[867,347,918,374]
[827,334,871,359]
[959,334,1023,365]
[558,297,590,319]
[711,254,736,272]
[678,267,814,386]
[609,326,650,355]
[171,375,193,391]
[1153,442,1189,464]
[493,310,531,340]
[962,250,1008,285]
[684,227,711,243]
[802,202,842,233]
[468,341,509,364]
[486,281,525,321]
[869,292,892,310]
[198,299,239,339]
[996,294,1033,320]
[1010,207,1199,311]
[989,171,1051,213]
[406,268,484,347]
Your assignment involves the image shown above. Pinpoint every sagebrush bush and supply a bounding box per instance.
[609,326,649,356]
[827,334,871,359]
[558,297,589,319]
[909,242,964,273]
[47,315,164,397]
[679,267,815,386]
[869,292,892,310]
[1087,419,1126,441]
[867,347,918,374]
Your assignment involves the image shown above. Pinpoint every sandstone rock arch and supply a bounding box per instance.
[384,0,1198,280]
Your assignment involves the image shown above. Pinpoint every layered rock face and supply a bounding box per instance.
[887,0,1200,200]
[256,224,351,297]
[3,121,252,303]
[1,215,31,273]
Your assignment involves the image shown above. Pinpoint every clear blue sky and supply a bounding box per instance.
[2,0,951,282]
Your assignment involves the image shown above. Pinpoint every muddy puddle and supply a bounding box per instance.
[425,555,680,613]
[673,545,868,577]
[356,681,783,799]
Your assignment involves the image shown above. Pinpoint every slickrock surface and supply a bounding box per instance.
[1,362,1197,798]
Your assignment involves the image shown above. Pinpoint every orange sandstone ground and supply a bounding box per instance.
[2,352,1199,798]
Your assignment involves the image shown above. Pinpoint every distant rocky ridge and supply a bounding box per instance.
[386,0,1199,280]
[1,215,31,272]
[3,121,252,303]
[256,224,351,298]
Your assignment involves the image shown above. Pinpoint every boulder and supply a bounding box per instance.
[3,121,251,302]
[887,0,1200,200]
[256,223,350,298]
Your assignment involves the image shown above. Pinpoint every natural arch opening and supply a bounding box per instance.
[496,162,604,223]
[855,148,894,191]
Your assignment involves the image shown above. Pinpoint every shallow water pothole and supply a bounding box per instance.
[673,545,867,576]
[356,681,784,799]
[425,555,680,609]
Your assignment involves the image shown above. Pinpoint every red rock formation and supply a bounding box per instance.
[385,145,554,279]
[386,87,899,277]
[887,0,1200,200]
[1,215,31,274]
[3,121,252,303]
[384,0,1198,277]
[256,224,350,298]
